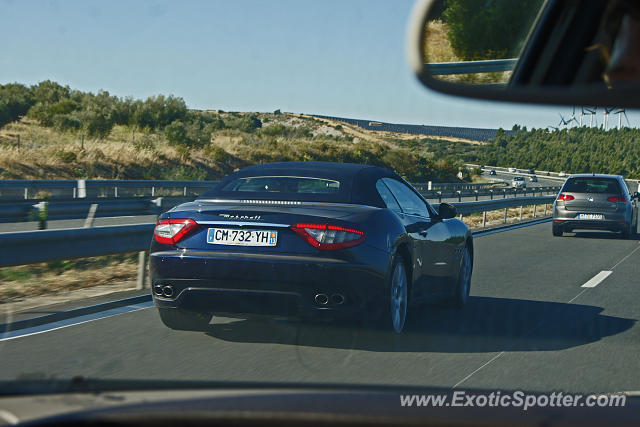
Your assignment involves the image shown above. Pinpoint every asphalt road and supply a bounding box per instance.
[1,220,639,393]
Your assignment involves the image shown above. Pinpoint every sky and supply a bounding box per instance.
[1,0,637,130]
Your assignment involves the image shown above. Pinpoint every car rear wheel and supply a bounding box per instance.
[452,246,472,308]
[158,308,211,331]
[379,257,408,333]
[552,223,563,237]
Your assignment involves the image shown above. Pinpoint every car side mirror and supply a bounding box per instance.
[407,0,640,108]
[438,202,457,220]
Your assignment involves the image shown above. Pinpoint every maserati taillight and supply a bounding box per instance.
[291,223,365,250]
[153,219,198,244]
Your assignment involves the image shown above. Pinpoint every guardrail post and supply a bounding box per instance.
[503,189,506,199]
[428,181,432,191]
[489,189,494,200]
[437,191,442,203]
[503,207,508,223]
[24,188,28,200]
[114,186,118,198]
[77,179,86,198]
[151,186,155,197]
[544,204,548,216]
[474,190,479,201]
[457,191,462,202]
[184,186,187,197]
[136,251,148,290]
[533,204,537,218]
[482,211,487,227]
[34,201,48,230]
[519,205,523,221]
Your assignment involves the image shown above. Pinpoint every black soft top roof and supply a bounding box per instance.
[198,161,401,207]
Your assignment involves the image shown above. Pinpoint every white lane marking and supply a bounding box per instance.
[610,243,640,270]
[0,409,19,425]
[581,271,612,288]
[0,301,153,342]
[452,352,505,389]
[567,288,589,304]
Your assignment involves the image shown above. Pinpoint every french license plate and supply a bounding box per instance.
[578,213,603,220]
[207,228,278,246]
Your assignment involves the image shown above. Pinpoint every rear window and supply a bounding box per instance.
[563,177,621,194]
[221,176,341,194]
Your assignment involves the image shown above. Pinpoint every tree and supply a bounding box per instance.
[0,83,35,126]
[165,120,189,146]
[443,0,544,60]
[238,115,262,133]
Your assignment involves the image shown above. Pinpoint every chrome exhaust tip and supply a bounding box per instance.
[331,293,345,305]
[162,285,174,298]
[153,284,164,296]
[314,293,329,305]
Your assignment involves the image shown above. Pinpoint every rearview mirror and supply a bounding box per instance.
[407,0,640,107]
[438,202,457,219]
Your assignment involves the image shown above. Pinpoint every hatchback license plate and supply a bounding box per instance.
[578,213,604,220]
[207,228,278,246]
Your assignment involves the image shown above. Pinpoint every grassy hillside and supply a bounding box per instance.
[0,81,481,182]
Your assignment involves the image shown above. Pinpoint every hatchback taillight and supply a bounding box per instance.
[154,219,198,244]
[291,223,365,250]
[607,196,627,203]
[557,194,575,201]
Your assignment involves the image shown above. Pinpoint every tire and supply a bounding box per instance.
[379,256,409,334]
[552,222,563,237]
[621,222,633,239]
[158,308,211,331]
[452,246,472,308]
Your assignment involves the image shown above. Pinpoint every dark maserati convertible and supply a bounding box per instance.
[150,161,473,333]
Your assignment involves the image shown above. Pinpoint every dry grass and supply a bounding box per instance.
[0,253,141,304]
[462,204,552,229]
[0,119,231,180]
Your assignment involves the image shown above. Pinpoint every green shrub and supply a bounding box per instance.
[55,150,77,164]
[204,144,230,163]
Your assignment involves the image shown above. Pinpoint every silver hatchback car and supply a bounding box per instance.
[553,174,639,238]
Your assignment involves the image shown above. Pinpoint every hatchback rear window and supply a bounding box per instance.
[221,176,341,194]
[563,178,621,194]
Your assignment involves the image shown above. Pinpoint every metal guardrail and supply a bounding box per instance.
[454,196,555,215]
[0,196,194,223]
[0,224,155,268]
[0,179,217,199]
[427,59,518,75]
[0,188,559,223]
[424,186,560,202]
[415,182,504,192]
[0,179,510,200]
[0,196,556,269]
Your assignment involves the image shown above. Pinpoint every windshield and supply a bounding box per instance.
[563,177,622,194]
[222,176,341,193]
[2,0,640,422]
